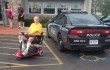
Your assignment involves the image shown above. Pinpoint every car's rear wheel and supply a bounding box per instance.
[57,34,65,52]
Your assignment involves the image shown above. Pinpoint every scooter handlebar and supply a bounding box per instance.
[19,32,25,35]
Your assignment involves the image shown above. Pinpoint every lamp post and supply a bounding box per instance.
[93,0,97,14]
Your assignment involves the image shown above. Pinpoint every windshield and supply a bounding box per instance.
[68,14,100,25]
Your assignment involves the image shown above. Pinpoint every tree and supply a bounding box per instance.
[99,0,110,15]
[92,0,110,15]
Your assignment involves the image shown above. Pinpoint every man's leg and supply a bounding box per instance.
[18,16,21,29]
[18,35,22,43]
[21,16,25,28]
[22,22,25,28]
[18,35,27,51]
[18,21,21,29]
[22,37,34,56]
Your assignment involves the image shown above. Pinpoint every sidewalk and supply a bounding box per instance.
[0,25,19,35]
[0,25,46,35]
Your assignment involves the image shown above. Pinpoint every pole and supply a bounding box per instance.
[1,0,8,26]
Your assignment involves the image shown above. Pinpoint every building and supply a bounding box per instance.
[0,0,22,24]
[21,0,92,18]
[0,0,92,24]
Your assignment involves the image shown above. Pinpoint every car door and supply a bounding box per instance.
[53,15,68,42]
[48,15,61,39]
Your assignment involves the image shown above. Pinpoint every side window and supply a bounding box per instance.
[58,16,67,25]
[50,15,59,23]
[54,15,62,24]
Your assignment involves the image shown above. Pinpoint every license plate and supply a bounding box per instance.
[89,40,98,45]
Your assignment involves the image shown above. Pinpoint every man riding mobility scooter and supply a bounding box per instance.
[16,16,44,59]
[16,32,44,59]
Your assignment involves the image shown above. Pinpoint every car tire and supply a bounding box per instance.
[57,34,65,52]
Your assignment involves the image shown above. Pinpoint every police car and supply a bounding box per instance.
[47,10,110,51]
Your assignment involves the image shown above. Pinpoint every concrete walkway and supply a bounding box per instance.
[0,25,46,35]
[0,25,19,35]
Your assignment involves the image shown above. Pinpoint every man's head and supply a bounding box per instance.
[18,4,21,7]
[34,16,39,23]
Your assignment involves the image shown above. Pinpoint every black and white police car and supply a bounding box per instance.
[47,10,110,51]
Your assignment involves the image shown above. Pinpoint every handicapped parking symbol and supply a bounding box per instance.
[80,53,106,62]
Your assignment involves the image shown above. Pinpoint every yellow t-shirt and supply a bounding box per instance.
[28,23,42,35]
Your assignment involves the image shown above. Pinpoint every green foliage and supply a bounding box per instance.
[25,18,34,27]
[24,17,49,28]
[99,0,110,15]
[39,17,49,28]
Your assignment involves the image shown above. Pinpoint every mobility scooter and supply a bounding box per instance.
[16,32,44,59]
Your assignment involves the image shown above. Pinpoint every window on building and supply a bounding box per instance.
[43,2,55,14]
[57,3,69,14]
[29,2,41,14]
[71,3,81,10]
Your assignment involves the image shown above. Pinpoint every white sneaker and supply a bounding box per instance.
[22,50,28,56]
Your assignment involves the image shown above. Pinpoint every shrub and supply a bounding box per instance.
[24,17,49,28]
[24,18,34,27]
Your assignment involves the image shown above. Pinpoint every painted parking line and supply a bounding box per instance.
[43,41,63,64]
[0,42,19,45]
[0,63,61,69]
[0,36,17,38]
[0,53,15,56]
[0,35,63,68]
[0,41,63,64]
[0,47,51,53]
[36,57,56,60]
[0,47,19,50]
[0,52,56,60]
[0,62,29,66]
[0,42,46,48]
[0,39,18,42]
[0,47,63,68]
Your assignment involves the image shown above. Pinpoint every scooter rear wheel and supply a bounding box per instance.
[37,48,44,56]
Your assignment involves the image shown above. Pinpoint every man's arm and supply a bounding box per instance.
[21,12,24,17]
[28,30,38,35]
[21,8,24,17]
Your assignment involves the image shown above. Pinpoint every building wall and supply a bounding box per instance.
[7,0,22,19]
[7,0,92,18]
[84,0,92,13]
[8,0,21,12]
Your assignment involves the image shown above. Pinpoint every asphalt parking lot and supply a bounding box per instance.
[1,34,110,70]
[0,34,62,70]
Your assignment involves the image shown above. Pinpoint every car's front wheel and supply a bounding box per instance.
[57,34,65,52]
[47,29,51,38]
